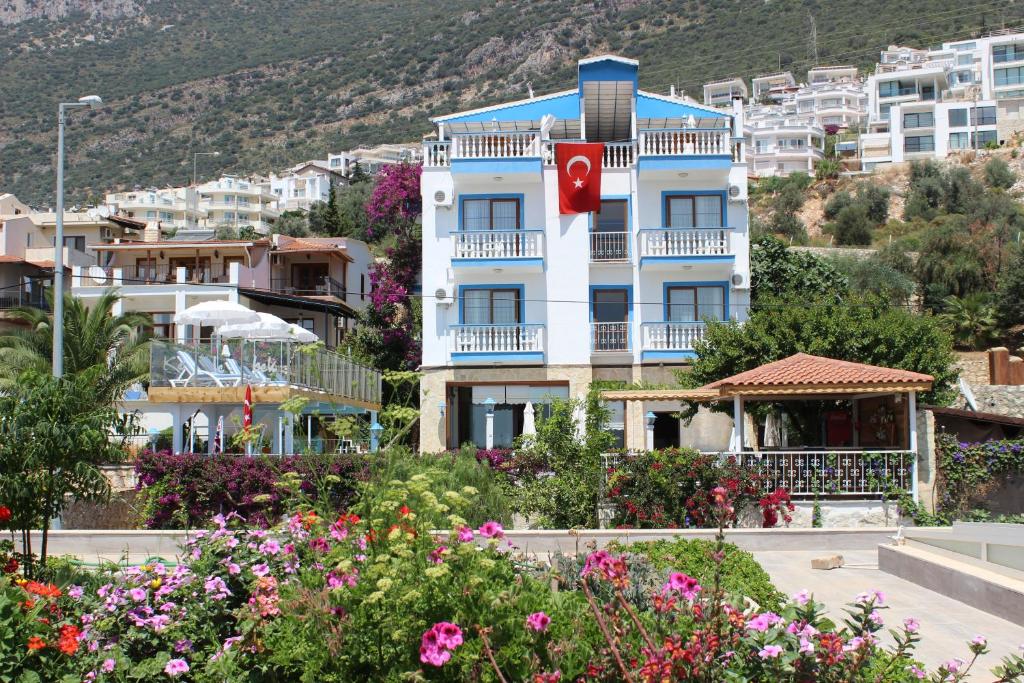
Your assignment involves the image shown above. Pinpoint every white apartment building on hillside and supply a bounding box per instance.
[744,108,826,176]
[197,175,280,233]
[268,161,347,212]
[751,72,797,103]
[328,143,422,177]
[703,77,748,107]
[420,55,750,453]
[105,187,205,231]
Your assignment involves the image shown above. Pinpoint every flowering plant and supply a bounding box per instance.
[929,435,1024,520]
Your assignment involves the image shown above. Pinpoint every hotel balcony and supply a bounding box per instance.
[640,321,706,361]
[269,275,347,299]
[423,129,743,173]
[590,232,630,262]
[637,227,734,270]
[74,264,240,287]
[149,338,382,409]
[450,229,544,272]
[448,323,545,364]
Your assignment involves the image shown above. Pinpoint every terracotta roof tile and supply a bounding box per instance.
[276,236,347,252]
[701,353,933,390]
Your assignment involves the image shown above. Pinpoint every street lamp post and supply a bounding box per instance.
[54,95,102,378]
[192,151,220,187]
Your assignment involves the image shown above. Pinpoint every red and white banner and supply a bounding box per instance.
[243,385,253,430]
[556,142,604,214]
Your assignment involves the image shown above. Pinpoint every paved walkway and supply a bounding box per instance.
[753,548,1024,676]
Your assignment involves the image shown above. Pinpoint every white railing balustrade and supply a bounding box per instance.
[451,324,544,355]
[641,322,705,351]
[452,230,544,260]
[423,141,450,167]
[592,322,630,352]
[590,232,630,261]
[451,132,541,159]
[602,141,636,168]
[639,129,731,156]
[737,450,914,497]
[638,227,732,257]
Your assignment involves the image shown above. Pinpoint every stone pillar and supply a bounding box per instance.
[915,409,938,514]
[171,406,184,454]
[283,412,295,454]
[645,411,656,451]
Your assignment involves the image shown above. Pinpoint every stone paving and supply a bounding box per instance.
[753,548,1024,676]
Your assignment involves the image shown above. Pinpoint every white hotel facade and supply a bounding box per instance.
[419,56,749,452]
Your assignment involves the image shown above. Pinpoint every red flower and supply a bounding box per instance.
[3,557,18,574]
[398,505,411,517]
[27,636,46,651]
[0,505,11,523]
[56,624,80,655]
[24,581,61,599]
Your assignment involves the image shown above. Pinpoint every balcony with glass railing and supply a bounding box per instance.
[448,324,545,364]
[149,338,382,407]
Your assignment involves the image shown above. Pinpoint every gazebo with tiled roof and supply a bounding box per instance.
[601,353,934,500]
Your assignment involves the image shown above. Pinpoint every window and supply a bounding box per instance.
[666,286,725,321]
[224,212,235,220]
[971,106,997,125]
[665,194,722,228]
[25,233,31,248]
[904,135,935,153]
[591,288,629,351]
[949,132,969,149]
[595,199,627,233]
[920,84,935,101]
[238,213,250,222]
[995,66,1024,87]
[879,80,914,97]
[957,54,974,66]
[462,288,520,325]
[994,43,1024,63]
[879,103,892,121]
[462,197,520,231]
[63,236,85,252]
[973,130,999,147]
[146,211,157,218]
[902,112,934,128]
[948,108,968,127]
[148,313,175,339]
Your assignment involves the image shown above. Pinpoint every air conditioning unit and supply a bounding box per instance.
[727,183,747,202]
[731,272,749,290]
[435,287,454,307]
[433,189,453,207]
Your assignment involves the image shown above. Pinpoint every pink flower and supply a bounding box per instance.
[843,636,866,652]
[164,658,189,677]
[429,545,447,564]
[258,540,280,555]
[665,572,701,600]
[526,611,551,632]
[945,658,965,673]
[419,622,463,667]
[309,537,330,553]
[68,585,84,600]
[101,659,116,673]
[908,665,926,679]
[435,622,463,649]
[747,612,782,632]
[856,589,885,606]
[799,637,814,654]
[869,610,883,625]
[903,617,919,633]
[758,645,783,658]
[128,587,147,602]
[971,634,987,646]
[457,526,474,543]
[251,563,270,577]
[792,589,810,606]
[478,521,504,539]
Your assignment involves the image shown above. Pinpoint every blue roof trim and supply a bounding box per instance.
[642,350,697,361]
[450,158,543,175]
[437,92,580,123]
[579,58,639,92]
[638,157,733,172]
[451,352,545,364]
[636,93,728,119]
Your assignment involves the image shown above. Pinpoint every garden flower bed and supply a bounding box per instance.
[2,480,1023,682]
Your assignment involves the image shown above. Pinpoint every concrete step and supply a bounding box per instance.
[879,542,1024,627]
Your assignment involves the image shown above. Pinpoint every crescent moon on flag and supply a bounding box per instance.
[565,154,592,176]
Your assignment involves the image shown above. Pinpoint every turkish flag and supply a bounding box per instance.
[556,142,604,214]
[243,384,253,430]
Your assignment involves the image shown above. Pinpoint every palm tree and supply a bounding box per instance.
[0,288,151,402]
[938,293,1000,350]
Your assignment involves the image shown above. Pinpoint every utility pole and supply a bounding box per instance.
[809,13,819,65]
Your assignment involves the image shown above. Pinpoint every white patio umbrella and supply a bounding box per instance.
[174,300,260,327]
[217,312,292,340]
[522,401,536,437]
[285,324,318,343]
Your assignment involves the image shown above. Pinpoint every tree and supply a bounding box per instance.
[0,369,131,575]
[939,293,999,350]
[829,254,915,306]
[275,210,310,237]
[750,235,848,303]
[815,158,841,181]
[858,182,890,224]
[347,161,372,185]
[984,158,1016,190]
[942,167,983,215]
[0,289,150,402]
[996,244,1024,334]
[915,217,988,311]
[677,295,959,434]
[335,182,374,240]
[829,203,874,245]
[307,200,337,235]
[823,190,852,220]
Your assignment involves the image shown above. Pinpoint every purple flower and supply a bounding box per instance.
[164,658,189,677]
[127,587,147,602]
[792,589,810,606]
[457,526,474,543]
[101,659,116,673]
[252,563,270,577]
[758,645,783,658]
[68,585,84,600]
[526,611,551,632]
[258,539,281,555]
[747,612,782,632]
[478,521,504,539]
[903,617,919,633]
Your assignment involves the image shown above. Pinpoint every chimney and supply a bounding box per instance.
[143,220,161,243]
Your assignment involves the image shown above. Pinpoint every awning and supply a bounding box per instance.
[239,288,356,318]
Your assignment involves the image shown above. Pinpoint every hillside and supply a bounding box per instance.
[2,0,1023,206]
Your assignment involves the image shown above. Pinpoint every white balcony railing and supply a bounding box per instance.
[452,230,544,260]
[451,132,541,159]
[641,321,706,352]
[451,324,544,355]
[736,450,914,497]
[541,141,638,168]
[639,129,731,156]
[638,227,733,258]
[424,141,450,167]
[590,232,630,261]
[592,322,630,352]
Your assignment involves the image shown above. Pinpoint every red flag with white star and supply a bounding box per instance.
[556,142,604,214]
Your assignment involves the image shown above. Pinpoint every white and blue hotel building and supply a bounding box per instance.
[419,56,750,452]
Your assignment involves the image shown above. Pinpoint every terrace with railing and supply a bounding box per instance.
[150,338,381,406]
[0,284,48,311]
[269,275,347,298]
[451,230,544,263]
[640,321,706,354]
[638,227,734,262]
[423,130,743,168]
[449,324,545,360]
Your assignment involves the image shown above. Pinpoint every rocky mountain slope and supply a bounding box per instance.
[2,0,1021,205]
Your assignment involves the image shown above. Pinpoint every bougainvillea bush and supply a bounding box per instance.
[135,451,369,529]
[605,448,794,529]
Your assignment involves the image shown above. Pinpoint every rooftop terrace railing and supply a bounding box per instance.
[150,338,381,406]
